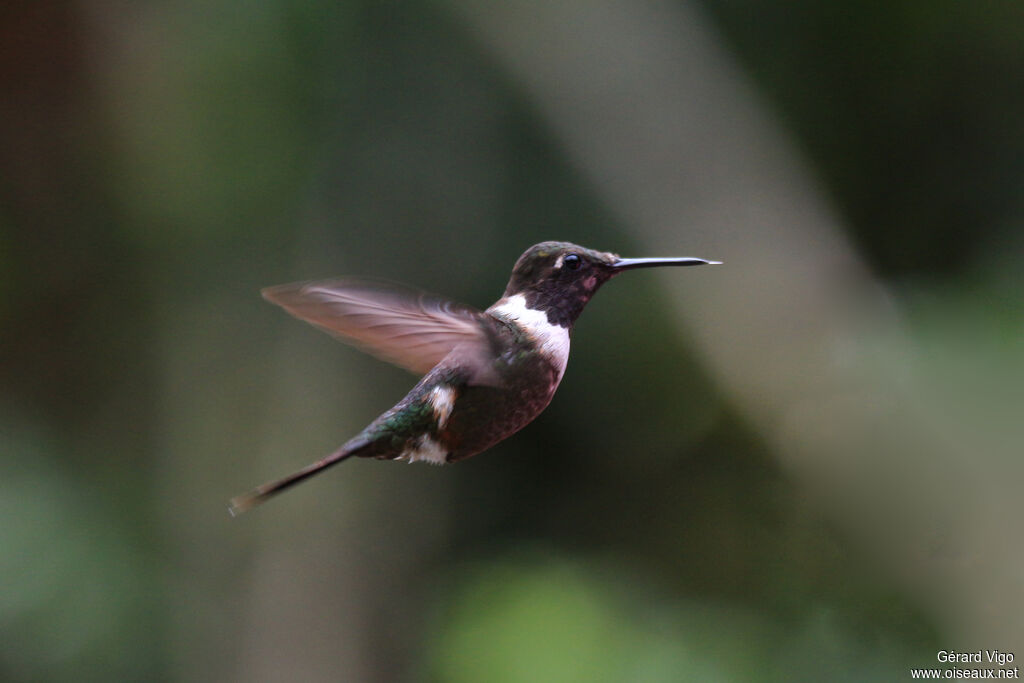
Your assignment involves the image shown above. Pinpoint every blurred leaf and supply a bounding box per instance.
[426,552,932,682]
[430,557,627,683]
[0,422,157,681]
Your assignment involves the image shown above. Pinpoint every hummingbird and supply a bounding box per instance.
[229,241,719,515]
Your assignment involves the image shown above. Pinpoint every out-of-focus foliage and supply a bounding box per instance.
[1,424,156,681]
[0,0,1020,681]
[429,553,926,683]
[702,0,1024,275]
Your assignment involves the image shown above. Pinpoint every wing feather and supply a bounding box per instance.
[262,277,495,377]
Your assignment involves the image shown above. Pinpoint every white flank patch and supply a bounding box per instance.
[403,434,448,465]
[427,385,456,429]
[489,294,571,384]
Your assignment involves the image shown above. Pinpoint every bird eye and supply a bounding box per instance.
[563,253,581,269]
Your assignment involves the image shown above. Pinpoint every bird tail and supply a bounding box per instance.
[228,436,370,516]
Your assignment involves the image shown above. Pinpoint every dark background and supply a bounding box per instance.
[2,1,1021,680]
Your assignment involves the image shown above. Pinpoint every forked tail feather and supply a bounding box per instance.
[228,437,369,516]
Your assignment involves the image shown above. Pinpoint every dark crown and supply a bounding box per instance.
[503,242,620,328]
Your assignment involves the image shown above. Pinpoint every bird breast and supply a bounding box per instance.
[488,294,571,386]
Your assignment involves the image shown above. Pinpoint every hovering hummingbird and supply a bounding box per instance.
[229,241,719,515]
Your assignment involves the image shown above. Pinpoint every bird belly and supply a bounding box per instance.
[360,335,563,464]
[441,359,560,462]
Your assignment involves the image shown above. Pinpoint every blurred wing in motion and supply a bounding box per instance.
[262,278,497,380]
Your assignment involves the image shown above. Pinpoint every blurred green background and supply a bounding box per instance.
[2,1,1022,681]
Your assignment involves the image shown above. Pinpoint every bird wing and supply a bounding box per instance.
[262,277,498,380]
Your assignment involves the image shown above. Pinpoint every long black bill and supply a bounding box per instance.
[612,256,722,271]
